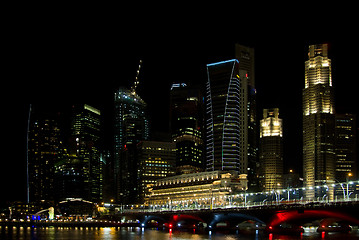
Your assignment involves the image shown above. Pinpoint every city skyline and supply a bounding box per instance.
[3,37,359,205]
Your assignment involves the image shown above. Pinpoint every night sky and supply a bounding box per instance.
[3,9,358,205]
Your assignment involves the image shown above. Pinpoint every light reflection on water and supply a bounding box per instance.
[1,226,359,240]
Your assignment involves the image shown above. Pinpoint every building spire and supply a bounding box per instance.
[131,59,142,95]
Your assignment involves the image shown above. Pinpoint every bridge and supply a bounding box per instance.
[3,181,359,234]
[2,200,359,234]
[123,200,359,233]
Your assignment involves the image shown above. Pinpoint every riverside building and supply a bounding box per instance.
[147,171,247,209]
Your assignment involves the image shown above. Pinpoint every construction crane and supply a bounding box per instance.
[131,59,142,95]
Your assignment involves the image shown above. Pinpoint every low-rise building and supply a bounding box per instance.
[147,171,247,209]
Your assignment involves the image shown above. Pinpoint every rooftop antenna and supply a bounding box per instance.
[131,59,142,95]
[26,103,32,204]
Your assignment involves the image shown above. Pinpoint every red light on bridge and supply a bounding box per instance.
[269,233,273,240]
[269,226,272,230]
[169,224,173,228]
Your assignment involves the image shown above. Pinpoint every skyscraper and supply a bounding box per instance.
[28,117,61,202]
[137,141,176,202]
[69,104,103,202]
[235,44,255,87]
[170,83,204,174]
[55,104,103,202]
[303,44,335,200]
[235,44,258,191]
[335,113,357,181]
[114,87,149,203]
[259,108,283,191]
[206,59,248,174]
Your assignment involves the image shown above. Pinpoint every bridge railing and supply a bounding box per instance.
[123,180,359,213]
[134,198,358,213]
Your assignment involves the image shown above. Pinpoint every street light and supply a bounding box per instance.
[346,173,352,201]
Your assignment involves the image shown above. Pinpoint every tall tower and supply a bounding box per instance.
[303,44,335,200]
[206,59,248,174]
[235,44,258,191]
[137,141,176,202]
[114,88,149,203]
[28,107,62,202]
[259,108,283,191]
[170,83,204,174]
[69,104,102,202]
[114,60,149,203]
[335,114,357,182]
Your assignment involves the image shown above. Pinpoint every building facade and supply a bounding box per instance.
[170,83,204,174]
[56,104,103,202]
[114,88,149,203]
[138,141,176,203]
[303,44,336,200]
[259,108,283,191]
[206,59,248,175]
[147,171,247,209]
[28,117,61,202]
[335,113,357,182]
[235,44,259,191]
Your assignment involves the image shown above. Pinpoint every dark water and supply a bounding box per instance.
[1,226,359,240]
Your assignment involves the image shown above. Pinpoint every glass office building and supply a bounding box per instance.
[55,104,103,202]
[114,88,149,203]
[206,59,248,175]
[170,83,204,174]
[28,118,61,202]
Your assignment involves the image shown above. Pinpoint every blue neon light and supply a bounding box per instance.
[207,59,239,67]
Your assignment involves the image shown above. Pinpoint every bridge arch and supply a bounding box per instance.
[171,214,206,227]
[141,215,167,227]
[208,213,265,229]
[268,209,359,228]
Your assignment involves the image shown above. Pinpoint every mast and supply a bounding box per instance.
[130,59,142,95]
[26,104,32,204]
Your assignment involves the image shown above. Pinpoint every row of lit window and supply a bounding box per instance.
[156,175,219,186]
[143,173,167,177]
[144,147,175,151]
[336,164,352,168]
[145,164,170,168]
[145,160,166,164]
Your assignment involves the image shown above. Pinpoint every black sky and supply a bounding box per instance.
[3,8,359,205]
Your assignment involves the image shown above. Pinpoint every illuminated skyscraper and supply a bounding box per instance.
[70,104,103,202]
[335,113,357,182]
[55,104,103,202]
[114,87,149,203]
[235,44,258,191]
[28,117,61,202]
[170,83,204,174]
[137,141,176,202]
[206,59,248,174]
[303,44,335,200]
[259,108,283,191]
